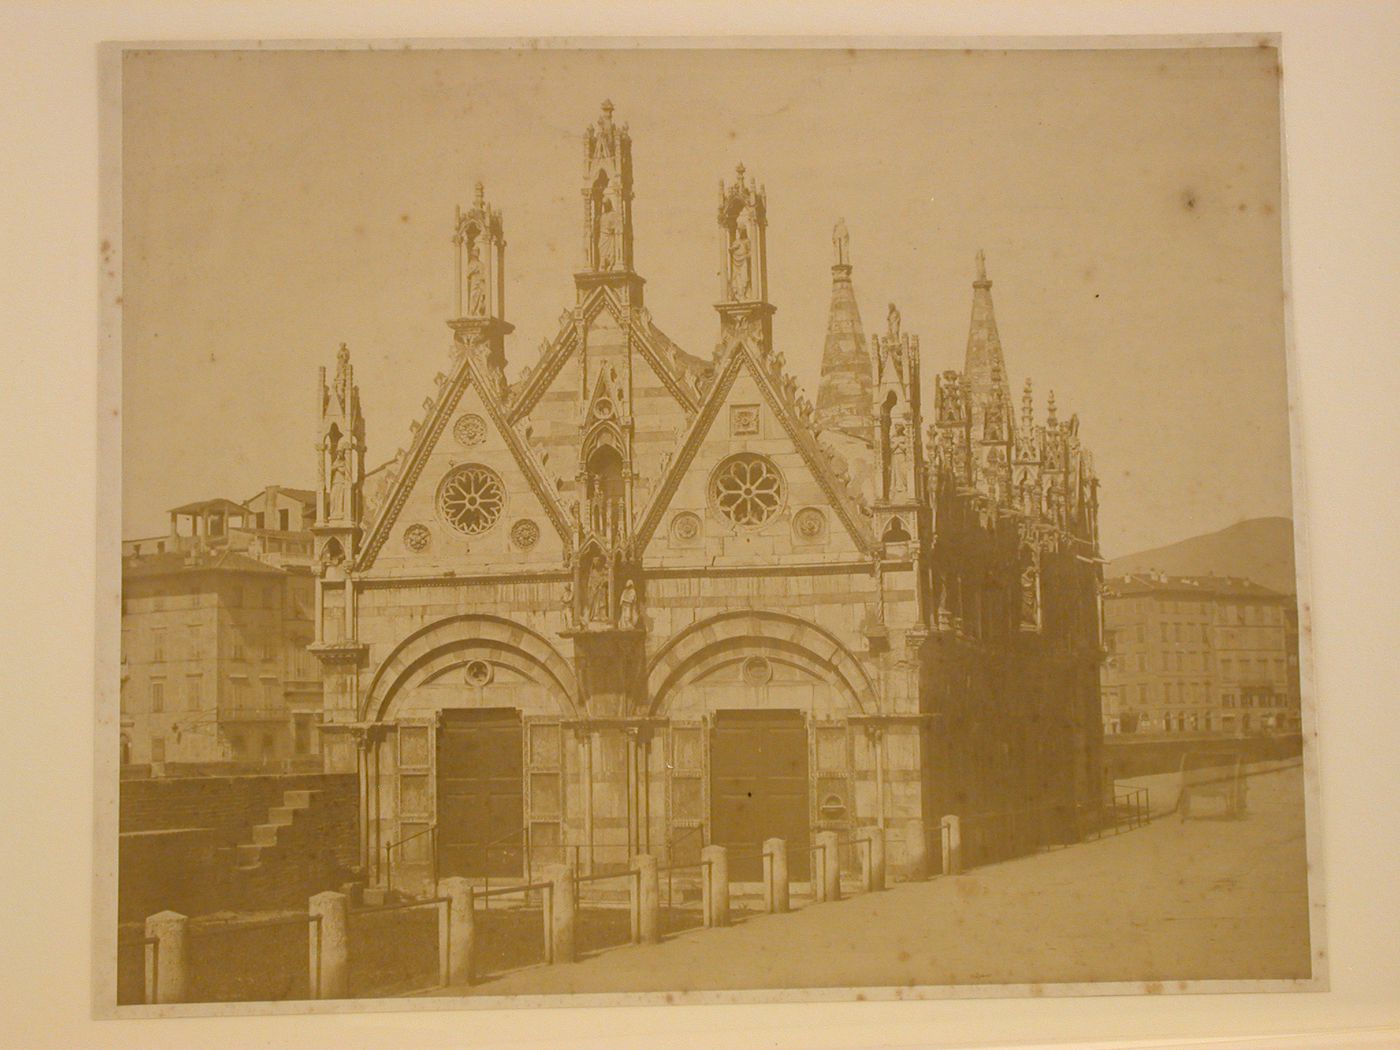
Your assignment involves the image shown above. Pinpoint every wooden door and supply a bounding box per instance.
[436,709,524,877]
[710,710,810,879]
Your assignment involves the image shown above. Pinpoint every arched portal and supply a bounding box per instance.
[646,612,880,879]
[359,616,578,887]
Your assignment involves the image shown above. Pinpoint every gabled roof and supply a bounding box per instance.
[356,343,572,571]
[634,338,874,553]
[506,286,707,424]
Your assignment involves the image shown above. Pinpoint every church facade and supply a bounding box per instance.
[309,102,1105,891]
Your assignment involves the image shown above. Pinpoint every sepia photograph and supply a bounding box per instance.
[101,39,1321,1015]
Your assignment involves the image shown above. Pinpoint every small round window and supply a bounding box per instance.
[438,464,505,535]
[710,453,784,528]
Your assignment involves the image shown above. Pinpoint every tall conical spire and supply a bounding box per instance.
[815,218,873,434]
[963,249,1012,428]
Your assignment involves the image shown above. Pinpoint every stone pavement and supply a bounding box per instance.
[433,763,1312,996]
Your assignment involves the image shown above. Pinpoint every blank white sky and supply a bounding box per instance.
[121,46,1289,558]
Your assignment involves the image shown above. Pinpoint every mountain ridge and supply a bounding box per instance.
[1107,517,1298,595]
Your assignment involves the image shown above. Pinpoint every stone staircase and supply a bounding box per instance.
[235,788,318,870]
[228,787,357,909]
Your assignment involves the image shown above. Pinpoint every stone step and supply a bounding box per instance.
[251,823,282,847]
[266,806,298,826]
[282,789,317,808]
[236,843,264,866]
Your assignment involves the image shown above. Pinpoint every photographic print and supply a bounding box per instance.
[102,40,1319,1013]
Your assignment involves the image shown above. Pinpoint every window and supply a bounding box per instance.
[230,630,244,662]
[150,680,165,713]
[230,677,250,708]
[261,631,276,662]
[294,716,314,756]
[1160,623,1171,642]
[187,625,201,660]
[710,453,785,527]
[185,675,201,709]
[438,464,506,535]
[231,734,246,757]
[151,737,165,763]
[260,733,274,756]
[279,508,290,530]
[151,628,166,662]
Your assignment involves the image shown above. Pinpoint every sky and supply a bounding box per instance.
[120,45,1290,559]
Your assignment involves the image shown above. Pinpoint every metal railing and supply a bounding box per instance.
[117,933,160,1005]
[383,823,437,896]
[572,867,644,950]
[472,880,557,973]
[187,912,324,1000]
[347,895,452,992]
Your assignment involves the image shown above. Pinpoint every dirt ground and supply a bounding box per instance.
[435,762,1313,996]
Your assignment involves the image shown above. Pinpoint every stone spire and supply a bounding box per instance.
[963,250,1011,426]
[815,218,873,435]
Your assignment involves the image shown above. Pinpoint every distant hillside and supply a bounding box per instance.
[1108,517,1297,595]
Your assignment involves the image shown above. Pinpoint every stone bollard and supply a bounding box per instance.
[633,853,660,945]
[701,845,730,928]
[859,825,886,892]
[439,876,475,986]
[941,814,963,876]
[144,910,188,1004]
[308,890,349,998]
[544,863,576,965]
[816,830,841,903]
[762,838,789,914]
[905,817,929,880]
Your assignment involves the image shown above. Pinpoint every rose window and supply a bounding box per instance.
[438,465,505,535]
[453,413,487,447]
[711,453,784,528]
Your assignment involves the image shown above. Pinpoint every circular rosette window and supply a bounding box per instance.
[710,453,785,528]
[437,464,505,535]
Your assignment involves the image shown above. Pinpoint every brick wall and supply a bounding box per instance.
[118,773,358,919]
[120,772,352,848]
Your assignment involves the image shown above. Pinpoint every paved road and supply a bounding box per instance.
[436,763,1313,996]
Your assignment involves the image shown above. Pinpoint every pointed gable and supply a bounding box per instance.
[357,347,571,574]
[637,339,874,567]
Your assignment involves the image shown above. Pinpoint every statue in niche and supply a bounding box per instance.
[728,225,753,300]
[617,578,639,629]
[465,240,487,317]
[1020,561,1040,627]
[586,555,611,625]
[887,302,901,340]
[561,581,577,627]
[597,199,619,270]
[889,423,911,498]
[329,448,350,520]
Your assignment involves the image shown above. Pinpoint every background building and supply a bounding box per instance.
[310,103,1104,892]
[120,487,322,773]
[1101,572,1299,736]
